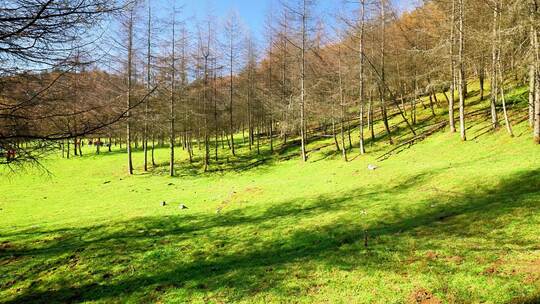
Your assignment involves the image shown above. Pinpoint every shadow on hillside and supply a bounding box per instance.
[2,169,539,303]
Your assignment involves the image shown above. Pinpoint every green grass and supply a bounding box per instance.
[1,84,539,303]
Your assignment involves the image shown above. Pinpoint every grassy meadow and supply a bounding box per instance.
[1,84,540,303]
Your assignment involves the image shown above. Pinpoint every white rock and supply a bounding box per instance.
[367,164,378,171]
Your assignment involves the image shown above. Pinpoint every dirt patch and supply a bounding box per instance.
[512,259,540,284]
[483,258,505,276]
[517,259,540,274]
[408,288,442,304]
[445,256,464,265]
[0,241,13,251]
[244,186,263,195]
[483,266,499,275]
[425,251,439,261]
[216,187,264,213]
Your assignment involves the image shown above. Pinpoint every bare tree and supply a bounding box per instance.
[358,0,367,154]
[126,6,135,175]
[458,0,467,141]
[223,11,244,156]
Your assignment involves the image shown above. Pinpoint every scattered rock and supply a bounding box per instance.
[161,201,167,206]
[168,183,174,186]
[179,204,188,210]
[367,164,378,171]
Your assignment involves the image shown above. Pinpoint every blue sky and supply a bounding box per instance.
[172,0,417,41]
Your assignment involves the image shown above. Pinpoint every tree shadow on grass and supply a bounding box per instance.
[1,169,540,303]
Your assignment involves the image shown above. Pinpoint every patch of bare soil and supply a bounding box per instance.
[408,288,442,304]
[513,259,540,284]
[445,256,464,265]
[216,187,264,213]
[483,258,505,276]
[0,241,13,251]
[425,251,439,261]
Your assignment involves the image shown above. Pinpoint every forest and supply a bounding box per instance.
[1,0,538,171]
[0,0,539,303]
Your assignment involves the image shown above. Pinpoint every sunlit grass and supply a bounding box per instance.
[1,84,539,303]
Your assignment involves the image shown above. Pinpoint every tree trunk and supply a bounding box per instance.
[299,0,308,162]
[336,48,350,162]
[529,62,536,128]
[533,7,540,143]
[143,2,152,172]
[269,117,274,153]
[169,14,176,177]
[379,0,393,145]
[126,9,134,175]
[151,134,156,167]
[490,2,499,130]
[368,90,375,144]
[458,0,467,141]
[358,0,366,155]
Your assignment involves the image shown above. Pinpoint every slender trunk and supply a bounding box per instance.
[213,60,218,162]
[126,10,134,175]
[432,90,440,107]
[332,116,340,151]
[358,0,366,155]
[248,64,253,150]
[169,15,176,177]
[368,90,375,144]
[529,62,536,128]
[347,122,353,149]
[379,86,393,144]
[490,2,499,130]
[428,93,436,116]
[458,0,467,141]
[151,134,156,167]
[299,0,307,162]
[413,73,418,125]
[256,123,260,155]
[479,64,485,101]
[532,3,540,143]
[270,117,274,153]
[204,53,210,171]
[379,0,393,144]
[499,80,514,137]
[449,0,457,132]
[229,42,235,156]
[496,10,513,137]
[143,1,151,172]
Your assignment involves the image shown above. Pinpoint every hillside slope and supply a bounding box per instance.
[0,85,539,303]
